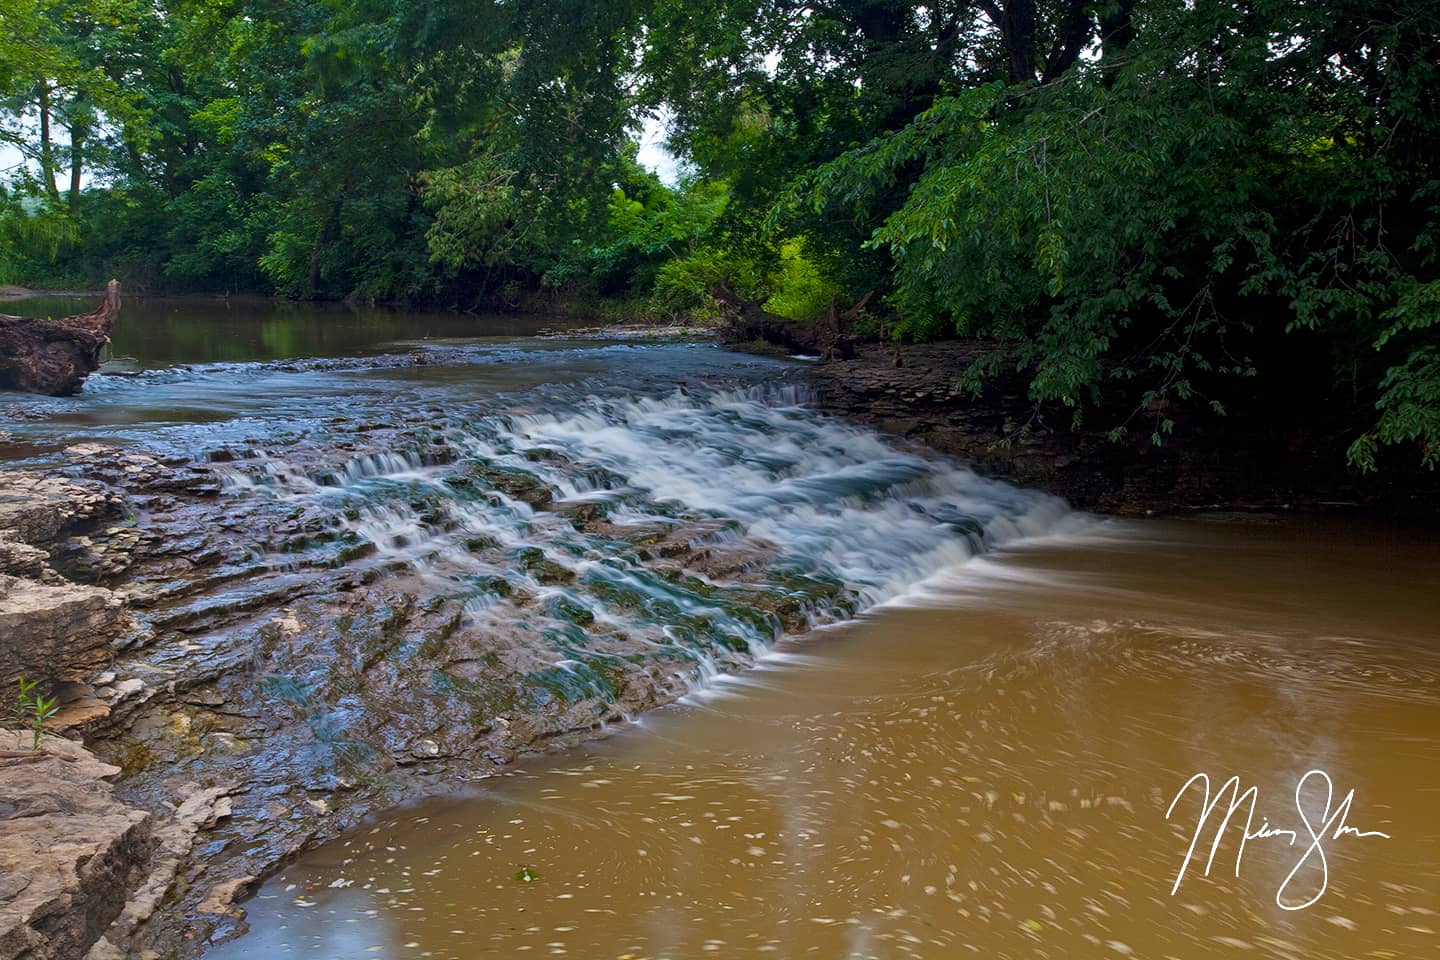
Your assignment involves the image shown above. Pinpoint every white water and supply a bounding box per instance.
[215,383,1074,693]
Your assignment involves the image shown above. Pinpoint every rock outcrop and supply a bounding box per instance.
[0,472,130,689]
[0,731,155,960]
[0,540,47,579]
[0,472,122,548]
[0,280,121,396]
[0,576,129,689]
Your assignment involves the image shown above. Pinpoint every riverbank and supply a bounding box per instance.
[775,339,1436,519]
[539,297,1438,518]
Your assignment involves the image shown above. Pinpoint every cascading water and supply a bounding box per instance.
[1,332,1079,763]
[211,382,1072,699]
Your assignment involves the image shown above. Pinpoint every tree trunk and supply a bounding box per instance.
[1042,0,1094,82]
[307,197,343,299]
[0,281,121,396]
[68,116,87,211]
[38,84,60,202]
[1002,0,1038,85]
[1099,0,1136,83]
[711,284,818,352]
[712,284,871,361]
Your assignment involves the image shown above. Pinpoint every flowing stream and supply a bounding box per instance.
[3,299,1437,960]
[214,522,1440,960]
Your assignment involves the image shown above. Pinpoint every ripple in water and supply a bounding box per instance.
[206,517,1440,960]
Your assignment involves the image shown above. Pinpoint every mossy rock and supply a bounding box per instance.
[335,541,378,565]
[513,546,576,585]
[472,464,554,509]
[544,594,596,627]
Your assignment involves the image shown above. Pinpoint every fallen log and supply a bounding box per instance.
[0,279,120,395]
[711,283,872,361]
[710,283,814,351]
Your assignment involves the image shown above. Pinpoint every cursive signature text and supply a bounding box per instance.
[1164,769,1391,910]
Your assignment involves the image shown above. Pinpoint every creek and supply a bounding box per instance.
[2,298,1435,959]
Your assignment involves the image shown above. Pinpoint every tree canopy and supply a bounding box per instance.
[1,0,1436,469]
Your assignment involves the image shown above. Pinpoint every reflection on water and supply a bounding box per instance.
[209,519,1440,960]
[1,295,568,367]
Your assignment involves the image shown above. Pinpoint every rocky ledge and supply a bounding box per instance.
[0,732,154,960]
[0,427,836,958]
[0,472,133,727]
[0,576,131,691]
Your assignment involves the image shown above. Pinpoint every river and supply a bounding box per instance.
[3,298,1437,959]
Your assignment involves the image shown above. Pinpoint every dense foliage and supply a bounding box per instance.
[2,0,1436,468]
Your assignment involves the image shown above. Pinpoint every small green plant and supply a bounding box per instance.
[15,678,60,751]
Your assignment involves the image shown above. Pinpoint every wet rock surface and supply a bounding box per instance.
[88,459,786,953]
[792,341,1121,507]
[0,437,748,957]
[0,353,1066,958]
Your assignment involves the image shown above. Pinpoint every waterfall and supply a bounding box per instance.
[214,383,1073,693]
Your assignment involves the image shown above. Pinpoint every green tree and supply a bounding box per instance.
[787,0,1440,461]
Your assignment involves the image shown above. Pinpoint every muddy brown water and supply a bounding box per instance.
[208,517,1440,960]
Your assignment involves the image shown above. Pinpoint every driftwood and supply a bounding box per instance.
[711,283,872,361]
[0,279,121,395]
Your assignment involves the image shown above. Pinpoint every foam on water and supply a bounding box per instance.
[215,383,1073,696]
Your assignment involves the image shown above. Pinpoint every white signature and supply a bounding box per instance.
[1165,769,1391,910]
